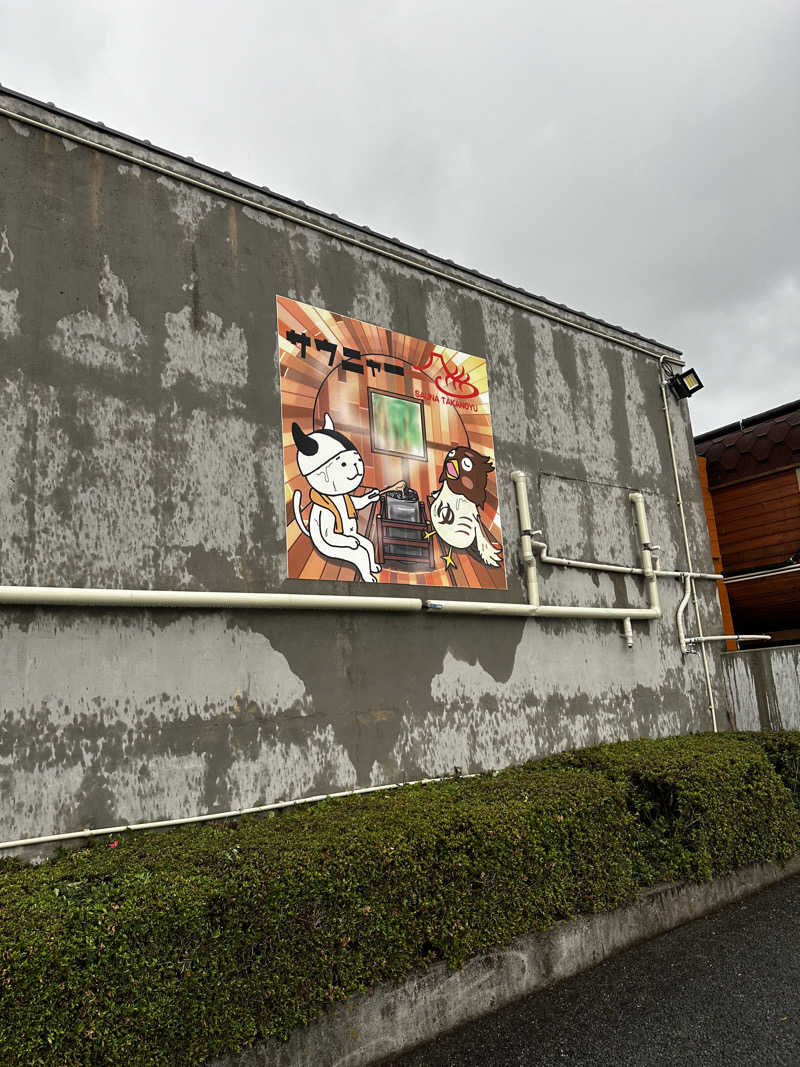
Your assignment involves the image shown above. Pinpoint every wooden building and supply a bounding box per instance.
[695,400,800,644]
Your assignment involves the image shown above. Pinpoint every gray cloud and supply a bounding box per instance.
[1,0,797,433]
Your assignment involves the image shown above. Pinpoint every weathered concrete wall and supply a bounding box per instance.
[0,91,728,844]
[722,645,800,731]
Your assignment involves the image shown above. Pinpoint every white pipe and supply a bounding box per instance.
[677,568,769,655]
[622,617,634,648]
[0,772,480,852]
[0,585,423,612]
[428,482,660,622]
[530,540,721,582]
[658,358,717,732]
[630,491,660,616]
[630,491,652,548]
[426,600,659,619]
[677,573,693,654]
[0,102,684,367]
[725,563,800,584]
[687,635,771,645]
[511,470,539,608]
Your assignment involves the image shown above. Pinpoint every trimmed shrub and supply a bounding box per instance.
[543,733,800,882]
[0,765,635,1066]
[1,732,799,1065]
[733,730,800,807]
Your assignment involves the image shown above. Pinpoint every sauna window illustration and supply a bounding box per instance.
[278,295,506,589]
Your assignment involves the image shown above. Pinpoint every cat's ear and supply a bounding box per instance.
[323,412,335,431]
[292,422,318,456]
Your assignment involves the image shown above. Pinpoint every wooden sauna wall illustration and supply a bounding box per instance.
[278,296,506,589]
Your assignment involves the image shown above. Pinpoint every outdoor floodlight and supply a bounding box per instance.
[668,367,703,400]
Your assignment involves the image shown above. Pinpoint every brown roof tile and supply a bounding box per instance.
[695,400,800,488]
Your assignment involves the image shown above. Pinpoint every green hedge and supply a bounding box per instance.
[544,732,800,881]
[2,731,800,1066]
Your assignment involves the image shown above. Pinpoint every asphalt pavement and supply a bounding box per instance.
[383,870,800,1066]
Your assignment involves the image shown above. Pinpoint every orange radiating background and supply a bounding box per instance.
[278,296,506,589]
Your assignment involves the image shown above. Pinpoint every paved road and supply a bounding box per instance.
[383,871,800,1066]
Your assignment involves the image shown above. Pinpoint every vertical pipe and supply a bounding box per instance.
[629,492,660,616]
[658,359,717,732]
[511,471,539,608]
[676,573,692,655]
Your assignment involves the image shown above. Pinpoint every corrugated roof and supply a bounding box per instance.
[695,398,800,488]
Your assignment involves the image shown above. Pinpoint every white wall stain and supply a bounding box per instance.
[772,649,800,729]
[574,336,619,482]
[623,357,662,477]
[0,227,20,339]
[3,765,86,842]
[117,162,140,177]
[61,137,78,153]
[157,175,223,240]
[425,288,463,351]
[351,271,393,327]
[375,624,685,780]
[0,613,313,836]
[723,647,800,732]
[49,256,146,373]
[164,409,260,566]
[531,323,580,460]
[0,287,20,339]
[538,475,656,567]
[0,377,30,582]
[241,205,286,233]
[34,389,157,587]
[7,119,29,137]
[479,302,528,446]
[163,305,248,399]
[1,228,16,271]
[722,655,761,731]
[301,229,323,264]
[111,753,208,823]
[224,724,357,809]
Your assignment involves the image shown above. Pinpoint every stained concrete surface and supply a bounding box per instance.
[0,90,729,846]
[722,644,800,731]
[386,871,800,1066]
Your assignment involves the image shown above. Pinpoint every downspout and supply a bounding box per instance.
[511,469,539,608]
[676,574,693,654]
[658,358,718,732]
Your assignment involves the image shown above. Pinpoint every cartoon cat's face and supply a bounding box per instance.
[307,449,365,495]
[292,413,366,496]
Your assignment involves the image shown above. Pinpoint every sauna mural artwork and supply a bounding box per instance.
[278,296,506,588]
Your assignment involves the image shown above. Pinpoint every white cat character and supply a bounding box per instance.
[291,414,382,582]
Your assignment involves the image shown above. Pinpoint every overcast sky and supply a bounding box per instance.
[1,0,797,433]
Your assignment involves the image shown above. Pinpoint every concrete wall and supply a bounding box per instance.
[0,91,728,845]
[722,645,800,731]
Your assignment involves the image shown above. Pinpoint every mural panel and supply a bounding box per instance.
[278,296,506,589]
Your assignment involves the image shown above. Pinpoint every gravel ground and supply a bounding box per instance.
[382,870,800,1066]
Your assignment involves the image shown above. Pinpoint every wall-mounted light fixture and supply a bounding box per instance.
[668,367,703,400]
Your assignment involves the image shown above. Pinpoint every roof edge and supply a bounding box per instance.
[695,397,800,444]
[0,84,683,360]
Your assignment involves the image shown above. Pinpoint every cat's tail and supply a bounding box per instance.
[293,490,310,537]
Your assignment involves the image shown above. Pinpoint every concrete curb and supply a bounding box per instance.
[210,855,800,1067]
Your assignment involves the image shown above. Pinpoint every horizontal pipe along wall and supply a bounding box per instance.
[0,91,728,848]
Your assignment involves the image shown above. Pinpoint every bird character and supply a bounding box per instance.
[430,446,502,568]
